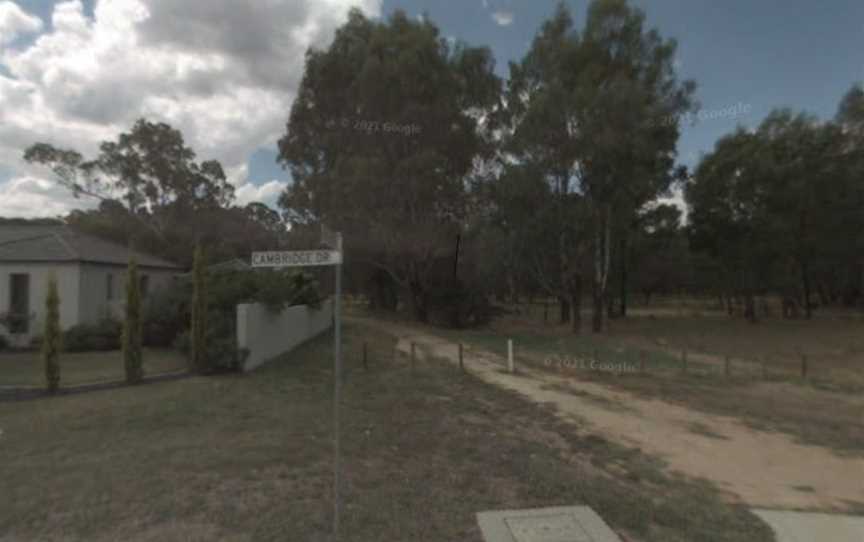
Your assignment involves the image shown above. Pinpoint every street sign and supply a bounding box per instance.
[251,250,342,268]
[250,229,344,540]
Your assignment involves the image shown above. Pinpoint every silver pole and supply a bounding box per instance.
[333,232,343,540]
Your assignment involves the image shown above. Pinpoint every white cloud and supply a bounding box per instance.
[236,180,288,208]
[491,10,513,26]
[0,0,381,216]
[0,175,95,218]
[0,1,43,46]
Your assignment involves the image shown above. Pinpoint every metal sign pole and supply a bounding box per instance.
[250,230,343,540]
[333,232,342,540]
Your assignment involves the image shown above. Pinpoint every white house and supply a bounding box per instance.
[0,225,183,346]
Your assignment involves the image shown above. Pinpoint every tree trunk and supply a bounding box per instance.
[591,210,611,333]
[592,285,604,332]
[619,237,628,318]
[369,270,398,311]
[817,284,829,307]
[744,292,757,323]
[507,271,518,306]
[801,261,812,320]
[409,281,428,323]
[559,297,571,324]
[570,275,582,334]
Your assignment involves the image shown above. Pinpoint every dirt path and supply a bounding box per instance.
[355,317,864,511]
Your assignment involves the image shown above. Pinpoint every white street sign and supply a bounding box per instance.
[255,229,344,540]
[251,250,342,268]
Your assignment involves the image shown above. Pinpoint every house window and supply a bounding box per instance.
[140,275,150,298]
[8,274,30,334]
[106,273,114,301]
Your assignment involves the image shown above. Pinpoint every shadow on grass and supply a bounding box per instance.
[0,321,773,542]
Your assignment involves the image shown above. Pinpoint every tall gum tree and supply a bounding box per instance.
[276,9,501,322]
[503,0,696,332]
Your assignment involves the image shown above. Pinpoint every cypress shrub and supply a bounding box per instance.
[42,276,61,393]
[122,258,144,384]
[190,245,208,374]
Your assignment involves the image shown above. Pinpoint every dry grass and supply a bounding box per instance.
[0,322,773,542]
[0,348,187,387]
[385,304,864,455]
[606,314,864,387]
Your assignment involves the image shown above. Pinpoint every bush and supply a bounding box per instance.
[143,281,190,347]
[123,258,144,384]
[0,334,8,351]
[206,269,322,313]
[0,311,34,335]
[157,261,322,374]
[63,319,122,352]
[427,279,494,329]
[174,311,249,373]
[43,277,61,393]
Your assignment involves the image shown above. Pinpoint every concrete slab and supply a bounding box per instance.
[477,506,621,542]
[753,509,864,542]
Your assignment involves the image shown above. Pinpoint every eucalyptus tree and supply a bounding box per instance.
[25,119,235,220]
[685,129,766,321]
[277,9,501,322]
[23,119,239,263]
[503,0,695,332]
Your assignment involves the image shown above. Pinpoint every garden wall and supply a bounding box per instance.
[236,298,333,372]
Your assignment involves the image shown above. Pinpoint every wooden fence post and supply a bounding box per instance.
[801,354,808,379]
[724,356,731,378]
[363,342,368,371]
[411,342,416,370]
[640,350,647,374]
[459,343,464,372]
[507,339,515,373]
[681,349,688,374]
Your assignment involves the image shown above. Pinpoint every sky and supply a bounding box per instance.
[0,0,862,218]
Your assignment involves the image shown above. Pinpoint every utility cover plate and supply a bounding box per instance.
[477,506,621,542]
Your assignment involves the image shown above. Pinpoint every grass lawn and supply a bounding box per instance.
[408,309,864,456]
[0,322,773,542]
[494,299,864,386]
[0,348,187,387]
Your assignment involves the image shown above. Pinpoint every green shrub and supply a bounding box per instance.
[0,311,34,335]
[43,277,61,393]
[174,311,249,373]
[190,245,208,374]
[157,250,323,374]
[123,258,144,384]
[63,319,122,352]
[143,281,190,347]
[427,278,494,329]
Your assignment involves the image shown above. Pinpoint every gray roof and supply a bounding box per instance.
[207,258,251,272]
[0,225,183,269]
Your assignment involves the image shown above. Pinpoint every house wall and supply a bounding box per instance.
[0,263,81,346]
[0,263,179,347]
[237,298,333,372]
[77,263,179,325]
